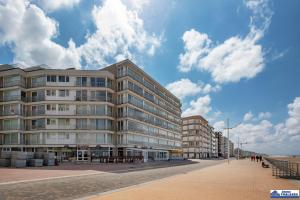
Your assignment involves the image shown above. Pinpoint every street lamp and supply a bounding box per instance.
[223,118,241,164]
[237,136,247,160]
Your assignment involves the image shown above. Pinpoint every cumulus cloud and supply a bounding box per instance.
[0,0,81,68]
[79,0,161,68]
[258,112,272,120]
[243,111,254,121]
[0,0,160,69]
[227,97,300,155]
[182,95,211,117]
[213,120,225,132]
[166,78,220,99]
[32,0,81,12]
[178,0,272,84]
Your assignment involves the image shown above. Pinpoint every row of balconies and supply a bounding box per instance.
[0,78,114,89]
[120,68,181,108]
[124,97,181,126]
[0,94,114,103]
[0,110,114,117]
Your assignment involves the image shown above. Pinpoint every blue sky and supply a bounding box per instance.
[0,0,299,155]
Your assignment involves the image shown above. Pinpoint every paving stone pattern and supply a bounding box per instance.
[0,160,224,200]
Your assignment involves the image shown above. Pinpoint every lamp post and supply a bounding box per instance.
[223,118,241,164]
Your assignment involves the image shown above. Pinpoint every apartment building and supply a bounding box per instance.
[223,136,234,158]
[0,60,182,162]
[211,131,218,158]
[182,115,213,159]
[215,131,224,157]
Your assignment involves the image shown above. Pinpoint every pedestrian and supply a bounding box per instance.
[259,155,262,162]
[256,155,259,162]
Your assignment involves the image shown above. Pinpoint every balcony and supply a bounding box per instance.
[75,95,113,103]
[26,124,46,130]
[1,80,25,88]
[29,110,45,116]
[26,96,45,102]
[0,109,21,116]
[31,81,46,88]
[75,125,113,130]
[1,95,22,102]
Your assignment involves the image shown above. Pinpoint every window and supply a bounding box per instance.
[59,90,69,97]
[47,119,56,125]
[46,90,56,96]
[91,77,105,87]
[58,119,70,126]
[58,76,69,82]
[58,104,69,111]
[47,75,56,82]
[46,104,56,111]
[76,77,87,86]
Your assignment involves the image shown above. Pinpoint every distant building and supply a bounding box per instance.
[182,115,214,159]
[215,131,224,157]
[211,131,218,158]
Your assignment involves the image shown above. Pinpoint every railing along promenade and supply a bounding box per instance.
[264,157,300,180]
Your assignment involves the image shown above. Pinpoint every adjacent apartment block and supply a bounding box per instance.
[182,115,216,159]
[223,136,234,158]
[0,60,182,162]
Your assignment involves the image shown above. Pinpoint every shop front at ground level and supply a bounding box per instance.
[0,146,182,162]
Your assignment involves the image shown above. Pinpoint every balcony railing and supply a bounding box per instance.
[1,95,22,102]
[31,81,46,88]
[75,81,114,89]
[1,80,25,88]
[26,96,45,102]
[0,110,21,116]
[26,124,46,130]
[29,110,45,116]
[75,96,113,103]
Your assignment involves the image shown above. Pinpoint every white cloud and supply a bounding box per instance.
[258,112,272,120]
[178,29,211,72]
[229,97,300,155]
[213,120,225,132]
[0,0,160,69]
[79,0,161,68]
[0,1,81,69]
[166,78,220,100]
[166,79,202,99]
[285,97,300,136]
[32,0,81,12]
[243,111,254,121]
[178,0,272,84]
[182,95,211,117]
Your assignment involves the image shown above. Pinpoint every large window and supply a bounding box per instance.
[90,91,106,101]
[90,105,105,115]
[76,77,87,86]
[47,75,57,82]
[46,104,56,111]
[91,77,105,87]
[58,76,69,82]
[58,90,69,97]
[58,104,69,111]
[46,90,56,96]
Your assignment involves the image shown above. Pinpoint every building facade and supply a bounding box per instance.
[0,60,182,162]
[182,115,213,159]
[215,131,224,157]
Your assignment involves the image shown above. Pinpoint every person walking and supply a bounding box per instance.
[256,155,259,162]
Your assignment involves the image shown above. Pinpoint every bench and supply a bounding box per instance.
[262,161,269,168]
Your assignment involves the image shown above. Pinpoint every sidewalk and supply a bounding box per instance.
[89,159,300,200]
[0,160,195,184]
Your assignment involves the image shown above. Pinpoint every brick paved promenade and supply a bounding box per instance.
[0,160,223,200]
[88,159,300,200]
